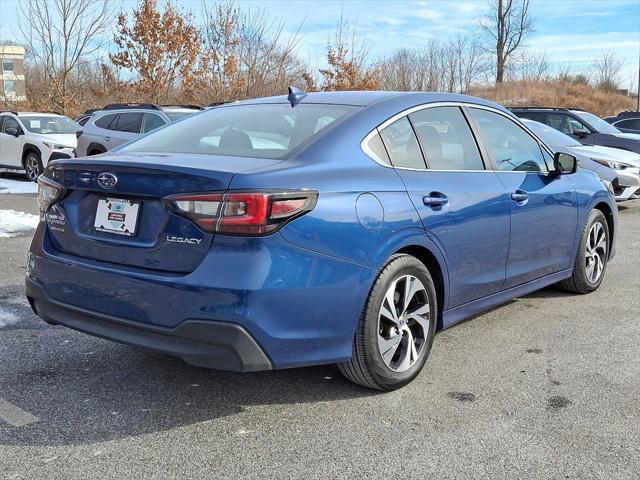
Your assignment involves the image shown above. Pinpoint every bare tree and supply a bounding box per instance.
[200,1,307,102]
[110,0,205,104]
[479,0,534,83]
[515,50,549,81]
[319,14,380,91]
[18,0,111,114]
[592,50,624,92]
[378,36,485,94]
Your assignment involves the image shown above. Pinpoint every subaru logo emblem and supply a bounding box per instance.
[97,172,118,189]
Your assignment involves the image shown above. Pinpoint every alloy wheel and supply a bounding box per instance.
[377,274,430,372]
[585,222,607,283]
[25,155,41,181]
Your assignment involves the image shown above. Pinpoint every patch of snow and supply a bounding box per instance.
[0,178,38,194]
[0,308,21,327]
[0,210,40,238]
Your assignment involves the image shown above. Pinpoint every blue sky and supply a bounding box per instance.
[1,0,639,89]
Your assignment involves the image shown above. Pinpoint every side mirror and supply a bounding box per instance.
[553,152,577,175]
[5,127,20,137]
[574,130,589,138]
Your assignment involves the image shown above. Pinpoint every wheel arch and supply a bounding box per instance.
[87,142,107,155]
[21,143,42,166]
[593,201,615,257]
[393,243,448,330]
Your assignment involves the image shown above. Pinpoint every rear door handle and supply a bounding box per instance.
[103,136,111,142]
[511,190,529,202]
[423,193,448,207]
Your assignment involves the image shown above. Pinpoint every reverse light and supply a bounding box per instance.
[166,191,318,236]
[37,176,65,213]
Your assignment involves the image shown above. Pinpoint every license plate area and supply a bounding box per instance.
[93,197,140,236]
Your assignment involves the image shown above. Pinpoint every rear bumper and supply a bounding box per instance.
[26,277,273,372]
[27,224,375,369]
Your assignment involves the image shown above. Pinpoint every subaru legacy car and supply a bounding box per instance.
[27,90,617,390]
[522,119,640,201]
[511,107,640,154]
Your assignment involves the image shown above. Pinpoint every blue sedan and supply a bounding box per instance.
[27,89,617,390]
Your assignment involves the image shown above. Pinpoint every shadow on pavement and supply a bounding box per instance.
[0,320,375,447]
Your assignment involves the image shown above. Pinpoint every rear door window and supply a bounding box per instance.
[141,113,166,134]
[114,113,142,133]
[409,106,484,170]
[95,114,118,129]
[379,117,425,169]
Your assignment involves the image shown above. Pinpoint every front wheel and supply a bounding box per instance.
[338,254,438,390]
[24,151,43,182]
[559,209,610,294]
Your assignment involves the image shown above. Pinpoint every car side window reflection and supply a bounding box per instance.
[379,117,426,170]
[409,106,485,171]
[469,108,548,173]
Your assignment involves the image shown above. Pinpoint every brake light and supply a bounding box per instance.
[166,191,318,235]
[37,176,65,214]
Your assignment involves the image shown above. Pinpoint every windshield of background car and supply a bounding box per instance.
[573,111,620,134]
[524,120,582,147]
[22,116,78,134]
[163,110,199,122]
[121,104,358,159]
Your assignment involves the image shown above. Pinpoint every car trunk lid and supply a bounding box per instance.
[45,153,281,273]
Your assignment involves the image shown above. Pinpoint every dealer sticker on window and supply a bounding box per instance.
[94,198,140,236]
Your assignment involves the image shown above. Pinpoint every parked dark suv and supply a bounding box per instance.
[511,107,640,154]
[605,111,640,134]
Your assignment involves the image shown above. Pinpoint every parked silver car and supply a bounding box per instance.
[75,104,201,157]
[522,119,640,201]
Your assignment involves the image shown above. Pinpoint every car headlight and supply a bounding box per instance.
[601,179,615,196]
[42,142,70,150]
[592,158,628,170]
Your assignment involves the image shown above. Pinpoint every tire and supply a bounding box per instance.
[558,209,610,294]
[23,151,44,182]
[338,254,438,390]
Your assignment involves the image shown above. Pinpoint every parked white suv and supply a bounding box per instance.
[0,111,78,181]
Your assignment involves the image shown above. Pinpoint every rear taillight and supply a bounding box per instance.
[37,176,65,214]
[166,191,318,235]
[75,130,83,139]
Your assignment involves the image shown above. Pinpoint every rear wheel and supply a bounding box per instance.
[338,254,437,390]
[559,209,609,294]
[24,151,43,181]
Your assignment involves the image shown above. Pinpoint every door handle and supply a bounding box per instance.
[103,136,111,142]
[423,193,448,207]
[511,190,529,202]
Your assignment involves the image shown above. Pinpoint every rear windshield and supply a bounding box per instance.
[21,115,78,134]
[163,110,198,122]
[573,111,620,134]
[120,104,357,159]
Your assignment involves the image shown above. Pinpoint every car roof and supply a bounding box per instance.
[226,91,508,111]
[16,112,65,117]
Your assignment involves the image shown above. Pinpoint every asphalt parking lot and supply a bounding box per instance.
[1,175,639,479]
